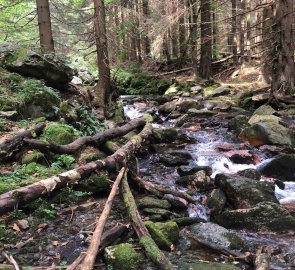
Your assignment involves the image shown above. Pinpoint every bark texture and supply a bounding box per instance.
[0,123,153,215]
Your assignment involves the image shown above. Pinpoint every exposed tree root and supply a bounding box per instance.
[121,173,173,270]
[0,123,153,215]
[0,123,46,162]
[24,118,146,154]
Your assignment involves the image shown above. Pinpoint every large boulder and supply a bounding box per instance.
[241,121,295,147]
[0,45,73,89]
[44,123,76,145]
[188,222,246,253]
[206,189,227,215]
[258,154,295,181]
[216,202,295,232]
[209,86,231,97]
[228,114,250,133]
[215,174,279,209]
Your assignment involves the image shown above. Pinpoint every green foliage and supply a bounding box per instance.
[51,154,76,169]
[36,203,56,220]
[10,210,27,220]
[74,105,107,136]
[44,123,76,145]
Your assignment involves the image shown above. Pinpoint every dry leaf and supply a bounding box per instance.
[12,223,21,232]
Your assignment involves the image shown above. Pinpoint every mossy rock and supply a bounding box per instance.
[20,162,49,177]
[21,150,46,165]
[143,113,154,122]
[138,197,171,210]
[0,119,10,131]
[105,243,142,270]
[178,259,241,270]
[153,128,178,143]
[44,123,76,145]
[143,208,172,219]
[75,171,111,193]
[144,221,179,251]
[78,147,106,164]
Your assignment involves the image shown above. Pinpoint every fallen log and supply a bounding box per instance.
[24,118,146,154]
[121,173,173,270]
[67,225,129,270]
[254,247,269,270]
[77,167,127,270]
[0,123,153,215]
[0,123,46,162]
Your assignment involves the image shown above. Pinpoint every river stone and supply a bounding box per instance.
[206,189,227,215]
[228,114,250,133]
[158,102,176,115]
[253,104,276,115]
[193,170,211,191]
[241,121,295,147]
[1,46,73,90]
[257,154,295,181]
[178,100,202,113]
[215,174,279,209]
[177,165,212,177]
[190,85,203,95]
[216,202,295,232]
[187,109,217,117]
[188,222,246,252]
[159,151,191,167]
[224,150,254,164]
[163,194,188,210]
[248,114,281,125]
[142,208,172,219]
[237,168,261,180]
[210,86,231,97]
[138,197,171,210]
[144,221,179,251]
[153,128,178,143]
[172,217,205,226]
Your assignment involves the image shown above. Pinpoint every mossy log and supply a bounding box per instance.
[121,173,173,270]
[0,123,46,162]
[0,123,153,215]
[24,118,146,154]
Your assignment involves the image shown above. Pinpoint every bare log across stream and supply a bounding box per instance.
[24,118,146,154]
[122,173,173,270]
[0,123,46,162]
[0,122,153,215]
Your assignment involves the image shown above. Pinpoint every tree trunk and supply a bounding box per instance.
[142,0,151,57]
[271,0,295,95]
[36,0,54,54]
[199,0,212,79]
[230,0,238,64]
[93,0,111,112]
[178,0,186,60]
[0,123,153,215]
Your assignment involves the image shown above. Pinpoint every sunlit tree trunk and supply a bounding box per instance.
[36,0,54,54]
[93,0,111,112]
[142,0,151,57]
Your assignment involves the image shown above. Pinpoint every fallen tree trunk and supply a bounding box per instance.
[254,247,269,270]
[24,118,146,154]
[0,123,46,162]
[78,167,127,270]
[121,173,173,270]
[0,123,153,215]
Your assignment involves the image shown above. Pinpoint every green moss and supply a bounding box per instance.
[21,151,45,165]
[0,182,20,195]
[78,147,106,164]
[143,113,154,122]
[0,119,9,131]
[75,171,110,193]
[44,124,76,145]
[153,128,178,143]
[106,243,142,270]
[138,197,171,210]
[144,221,179,251]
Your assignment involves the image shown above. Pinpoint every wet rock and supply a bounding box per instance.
[142,208,172,220]
[237,168,261,180]
[177,165,212,177]
[224,150,254,164]
[206,189,226,215]
[178,258,241,270]
[209,86,231,97]
[193,170,212,191]
[228,114,250,133]
[138,196,171,210]
[163,194,188,210]
[153,128,178,143]
[241,122,295,147]
[178,100,202,113]
[215,174,279,209]
[176,175,196,186]
[172,217,205,226]
[158,102,176,115]
[258,154,295,181]
[216,202,295,232]
[144,221,179,250]
[105,243,142,270]
[159,151,192,167]
[188,222,246,252]
[212,103,232,112]
[1,46,73,89]
[187,109,217,117]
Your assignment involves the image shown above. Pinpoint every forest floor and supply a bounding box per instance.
[1,55,295,270]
